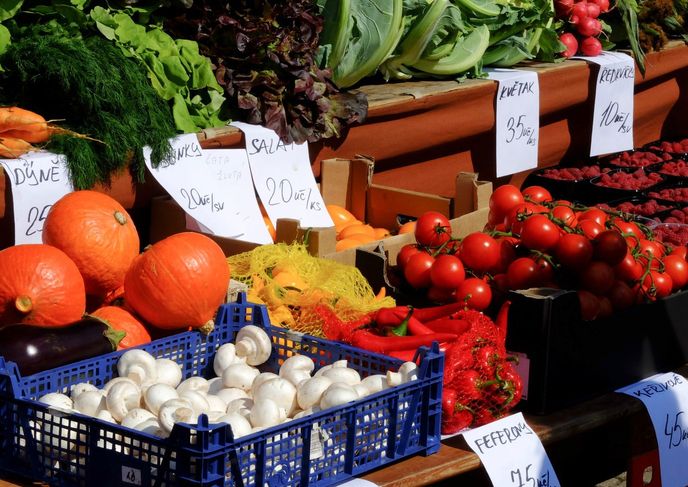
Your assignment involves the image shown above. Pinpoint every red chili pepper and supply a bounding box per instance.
[412,302,467,322]
[387,341,451,361]
[495,300,511,342]
[375,307,405,328]
[406,315,435,336]
[389,307,414,337]
[350,329,457,353]
[423,318,471,335]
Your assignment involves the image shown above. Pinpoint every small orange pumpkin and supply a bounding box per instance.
[0,244,86,327]
[91,306,151,349]
[124,232,230,330]
[42,190,140,298]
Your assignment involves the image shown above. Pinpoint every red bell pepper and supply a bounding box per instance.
[350,329,457,353]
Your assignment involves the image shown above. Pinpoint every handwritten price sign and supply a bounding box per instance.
[618,372,688,486]
[0,153,73,244]
[486,69,540,177]
[574,52,635,156]
[232,122,333,229]
[463,412,560,487]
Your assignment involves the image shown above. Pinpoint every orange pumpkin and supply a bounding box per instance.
[124,232,230,330]
[0,244,86,327]
[91,306,151,350]
[42,190,140,298]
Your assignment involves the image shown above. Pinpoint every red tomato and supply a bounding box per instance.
[491,273,510,293]
[503,202,543,234]
[506,257,540,289]
[426,286,456,303]
[551,205,578,228]
[593,230,627,266]
[642,271,673,299]
[555,233,593,268]
[578,208,608,226]
[460,232,501,274]
[670,246,688,260]
[579,261,615,295]
[414,211,451,248]
[614,251,644,282]
[607,280,635,311]
[404,252,435,289]
[638,239,666,269]
[489,185,524,220]
[535,257,555,285]
[397,244,422,270]
[611,217,642,238]
[597,296,614,318]
[494,237,518,273]
[577,219,604,240]
[520,215,561,251]
[522,186,552,203]
[455,278,492,311]
[430,254,466,289]
[663,255,688,291]
[578,290,600,321]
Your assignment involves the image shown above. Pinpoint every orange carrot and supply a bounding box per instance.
[0,137,34,158]
[0,107,50,143]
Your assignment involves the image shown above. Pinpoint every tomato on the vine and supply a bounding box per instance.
[670,246,688,260]
[551,205,578,228]
[642,271,673,299]
[489,185,524,220]
[593,230,627,266]
[577,219,604,240]
[456,278,492,311]
[504,202,542,234]
[397,244,422,270]
[663,255,688,291]
[597,296,614,318]
[520,215,560,251]
[414,211,451,248]
[522,185,552,203]
[404,252,435,289]
[555,233,593,268]
[534,257,556,285]
[579,260,615,295]
[506,257,540,289]
[460,232,500,274]
[578,208,608,227]
[615,251,644,282]
[610,217,642,238]
[494,237,518,273]
[430,254,466,290]
[427,286,456,303]
[578,290,600,321]
[607,280,635,311]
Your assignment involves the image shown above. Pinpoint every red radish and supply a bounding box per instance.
[586,2,601,17]
[581,36,602,56]
[571,2,590,19]
[577,17,602,36]
[571,14,581,24]
[592,0,610,12]
[559,33,579,58]
[555,0,574,16]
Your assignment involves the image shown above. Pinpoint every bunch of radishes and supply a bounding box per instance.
[556,0,610,57]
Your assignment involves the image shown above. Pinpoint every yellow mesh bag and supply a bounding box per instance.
[227,243,395,337]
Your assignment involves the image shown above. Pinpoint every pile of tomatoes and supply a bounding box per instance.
[396,184,688,321]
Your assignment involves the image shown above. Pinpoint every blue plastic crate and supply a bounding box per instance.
[0,294,444,486]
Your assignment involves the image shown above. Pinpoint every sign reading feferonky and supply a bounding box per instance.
[618,372,688,487]
[145,134,268,242]
[0,152,73,244]
[575,51,635,156]
[463,412,560,487]
[231,122,333,229]
[486,69,540,177]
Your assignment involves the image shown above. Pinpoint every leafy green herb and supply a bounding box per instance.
[0,26,176,188]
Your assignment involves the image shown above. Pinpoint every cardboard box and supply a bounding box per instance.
[506,287,688,415]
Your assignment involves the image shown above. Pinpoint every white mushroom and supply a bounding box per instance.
[213,343,238,376]
[322,367,361,386]
[279,355,315,386]
[176,377,209,396]
[96,410,116,423]
[106,381,142,422]
[226,398,254,418]
[353,383,371,398]
[234,325,272,366]
[134,418,165,437]
[38,393,73,412]
[207,377,224,395]
[155,359,182,388]
[206,395,228,413]
[158,398,197,435]
[179,390,210,415]
[205,411,227,423]
[320,383,358,410]
[216,413,252,438]
[216,388,249,405]
[144,384,179,415]
[296,376,332,410]
[251,372,280,393]
[222,363,259,391]
[103,377,139,393]
[69,383,98,399]
[292,406,320,420]
[253,378,297,417]
[313,360,348,377]
[387,361,419,386]
[121,408,156,429]
[249,398,286,428]
[73,391,107,417]
[117,349,157,385]
[361,374,390,394]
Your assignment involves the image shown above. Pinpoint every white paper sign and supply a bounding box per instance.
[463,412,560,487]
[231,122,334,228]
[618,372,688,487]
[144,134,271,244]
[486,69,539,177]
[0,152,73,244]
[574,51,635,156]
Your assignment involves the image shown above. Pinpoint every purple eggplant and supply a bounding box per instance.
[0,317,125,376]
